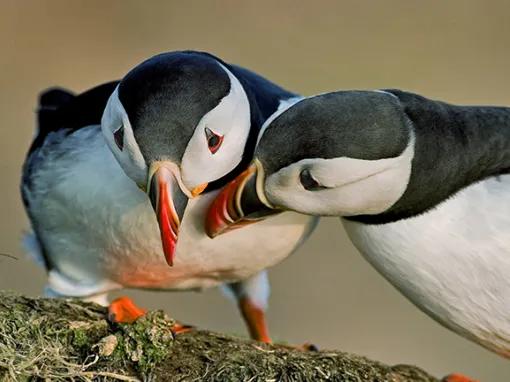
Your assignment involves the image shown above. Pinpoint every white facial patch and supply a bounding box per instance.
[265,132,415,216]
[101,87,148,186]
[180,63,251,190]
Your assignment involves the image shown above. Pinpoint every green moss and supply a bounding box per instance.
[72,328,90,348]
[111,334,127,360]
[115,310,175,375]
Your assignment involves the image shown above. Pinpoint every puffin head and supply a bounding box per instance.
[101,51,251,266]
[205,90,415,237]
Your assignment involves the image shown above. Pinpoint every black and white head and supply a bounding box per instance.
[206,90,415,236]
[101,51,251,265]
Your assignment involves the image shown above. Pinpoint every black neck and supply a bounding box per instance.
[350,90,510,224]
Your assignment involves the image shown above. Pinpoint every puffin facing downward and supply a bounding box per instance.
[21,51,317,342]
[207,90,510,373]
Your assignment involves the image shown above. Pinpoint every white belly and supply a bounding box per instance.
[25,127,316,294]
[343,175,510,356]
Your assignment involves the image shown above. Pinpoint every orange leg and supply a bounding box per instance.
[442,374,479,382]
[108,296,147,323]
[238,297,271,343]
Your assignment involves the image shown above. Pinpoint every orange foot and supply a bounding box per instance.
[108,296,147,323]
[108,296,194,336]
[170,322,194,335]
[442,373,479,382]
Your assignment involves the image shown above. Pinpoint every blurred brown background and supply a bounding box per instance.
[1,1,509,380]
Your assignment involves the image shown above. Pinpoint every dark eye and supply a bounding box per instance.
[300,168,325,191]
[113,126,124,150]
[205,127,224,154]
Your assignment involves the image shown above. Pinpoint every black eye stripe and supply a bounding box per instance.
[300,168,326,191]
[114,126,124,151]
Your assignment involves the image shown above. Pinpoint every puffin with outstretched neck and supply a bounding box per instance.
[207,89,510,381]
[21,51,317,342]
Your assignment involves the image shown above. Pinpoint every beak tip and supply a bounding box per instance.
[164,248,175,267]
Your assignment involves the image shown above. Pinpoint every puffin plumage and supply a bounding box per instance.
[206,89,510,358]
[21,51,317,341]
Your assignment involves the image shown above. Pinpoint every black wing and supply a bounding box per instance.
[30,81,119,156]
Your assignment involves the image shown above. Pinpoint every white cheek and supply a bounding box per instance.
[298,167,410,216]
[180,64,250,189]
[101,87,147,185]
[266,134,415,216]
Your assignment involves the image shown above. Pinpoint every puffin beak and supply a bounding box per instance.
[147,163,188,267]
[205,160,279,238]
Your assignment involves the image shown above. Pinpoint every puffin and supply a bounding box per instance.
[21,51,317,343]
[206,89,510,381]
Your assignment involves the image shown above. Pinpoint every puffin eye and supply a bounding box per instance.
[113,125,124,151]
[300,168,325,191]
[205,127,224,154]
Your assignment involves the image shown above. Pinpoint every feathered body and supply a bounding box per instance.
[210,89,510,356]
[23,124,313,296]
[21,52,317,324]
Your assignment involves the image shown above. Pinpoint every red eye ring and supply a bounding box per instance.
[205,127,224,154]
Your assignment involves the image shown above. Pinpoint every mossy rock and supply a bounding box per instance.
[0,292,438,381]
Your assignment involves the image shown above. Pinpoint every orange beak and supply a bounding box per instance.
[205,162,279,238]
[147,165,188,266]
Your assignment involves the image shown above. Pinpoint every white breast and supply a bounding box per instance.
[24,126,316,295]
[342,175,510,356]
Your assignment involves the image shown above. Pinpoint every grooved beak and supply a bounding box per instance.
[205,161,279,238]
[147,164,188,266]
